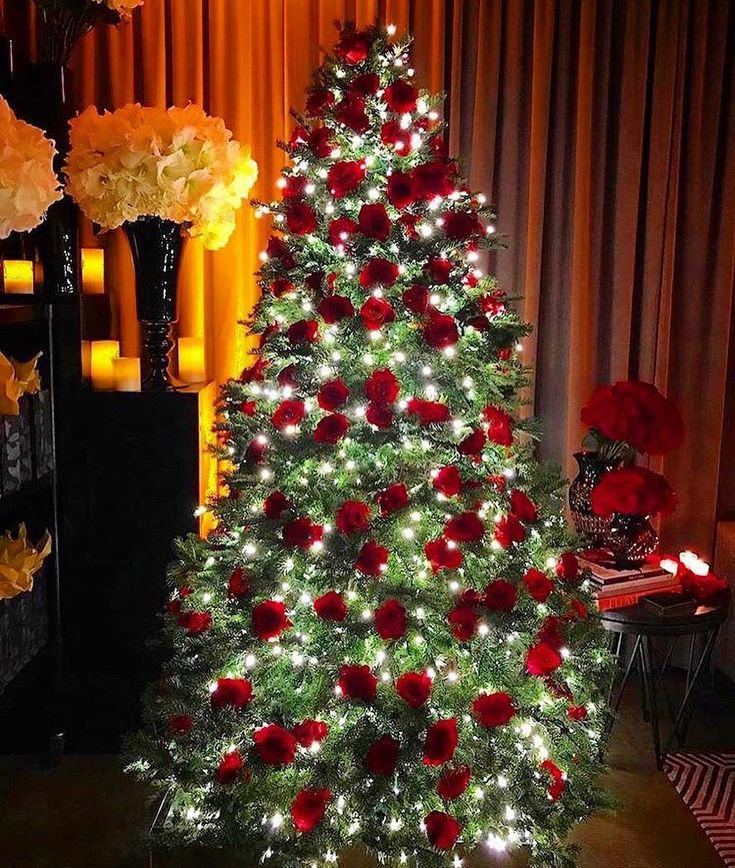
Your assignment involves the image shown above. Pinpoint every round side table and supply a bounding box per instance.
[601,596,729,769]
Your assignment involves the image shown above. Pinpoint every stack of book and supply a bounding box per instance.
[578,552,679,611]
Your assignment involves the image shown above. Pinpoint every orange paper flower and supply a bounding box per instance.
[0,524,52,600]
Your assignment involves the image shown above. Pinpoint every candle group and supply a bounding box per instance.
[2,260,35,294]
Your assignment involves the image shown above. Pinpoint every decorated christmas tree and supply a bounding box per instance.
[130,23,612,867]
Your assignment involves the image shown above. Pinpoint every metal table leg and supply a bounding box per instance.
[640,636,663,769]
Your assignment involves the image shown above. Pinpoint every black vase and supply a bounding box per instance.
[123,217,186,391]
[604,513,659,568]
[568,451,620,544]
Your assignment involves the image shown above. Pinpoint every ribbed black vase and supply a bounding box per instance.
[123,217,185,391]
[604,513,659,568]
[568,451,621,544]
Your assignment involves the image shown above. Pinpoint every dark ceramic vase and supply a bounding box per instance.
[568,451,620,544]
[123,217,185,391]
[604,513,659,568]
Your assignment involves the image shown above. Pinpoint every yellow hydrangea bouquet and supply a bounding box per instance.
[0,97,62,239]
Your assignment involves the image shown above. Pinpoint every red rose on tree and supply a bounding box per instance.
[403,284,431,314]
[240,356,268,382]
[254,724,297,765]
[359,203,391,241]
[443,210,482,240]
[373,484,408,520]
[308,126,333,157]
[252,600,292,641]
[541,759,566,801]
[314,590,348,622]
[306,89,334,116]
[351,72,380,95]
[291,719,329,747]
[510,489,538,522]
[365,735,400,775]
[168,714,193,734]
[277,363,298,388]
[433,465,462,496]
[425,537,462,573]
[473,691,516,727]
[317,294,354,323]
[245,438,268,465]
[328,216,358,246]
[381,120,412,154]
[240,400,256,416]
[283,517,323,549]
[424,811,461,850]
[270,277,294,297]
[334,30,371,64]
[314,413,350,444]
[288,124,308,148]
[447,605,478,640]
[444,511,485,543]
[590,467,677,517]
[286,202,317,235]
[395,671,432,710]
[271,399,305,431]
[567,705,588,721]
[523,568,554,602]
[375,598,407,640]
[360,297,396,330]
[365,368,400,403]
[526,642,563,676]
[438,765,471,801]
[555,552,579,582]
[287,319,319,344]
[407,398,451,425]
[483,405,514,445]
[338,664,378,701]
[423,718,459,766]
[385,79,419,112]
[413,160,454,199]
[423,312,459,349]
[336,500,372,534]
[494,514,526,548]
[425,257,452,283]
[355,539,389,576]
[282,174,308,198]
[485,579,517,612]
[335,93,370,132]
[291,788,331,833]
[327,160,366,198]
[211,677,254,710]
[538,615,565,650]
[317,378,350,411]
[360,257,399,288]
[458,428,486,456]
[387,170,417,208]
[179,611,211,635]
[228,566,252,598]
[216,750,245,785]
[366,402,394,428]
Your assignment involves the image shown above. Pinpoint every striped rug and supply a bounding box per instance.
[665,752,735,866]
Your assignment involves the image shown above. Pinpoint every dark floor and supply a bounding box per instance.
[1,675,733,868]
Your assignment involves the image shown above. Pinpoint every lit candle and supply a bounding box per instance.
[81,248,105,294]
[178,337,206,383]
[81,340,92,381]
[679,550,710,576]
[112,357,141,392]
[2,260,35,294]
[90,340,120,390]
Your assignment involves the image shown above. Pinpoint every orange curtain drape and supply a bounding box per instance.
[3,0,734,555]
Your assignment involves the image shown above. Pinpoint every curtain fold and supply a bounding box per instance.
[2,0,733,554]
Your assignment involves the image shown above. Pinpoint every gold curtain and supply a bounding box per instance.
[3,0,734,555]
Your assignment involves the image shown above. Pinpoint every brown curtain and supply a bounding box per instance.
[3,0,734,555]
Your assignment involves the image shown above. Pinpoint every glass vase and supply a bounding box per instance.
[568,451,620,545]
[604,513,659,568]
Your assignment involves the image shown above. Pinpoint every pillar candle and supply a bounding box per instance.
[81,248,105,294]
[113,357,141,392]
[178,337,206,383]
[81,340,92,381]
[90,340,120,390]
[2,260,35,294]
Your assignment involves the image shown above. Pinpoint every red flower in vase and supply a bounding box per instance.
[590,467,677,518]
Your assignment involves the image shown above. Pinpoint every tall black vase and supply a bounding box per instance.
[123,217,185,391]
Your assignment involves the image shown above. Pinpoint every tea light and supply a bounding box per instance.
[113,356,141,392]
[178,336,206,383]
[2,260,35,294]
[81,248,105,295]
[90,340,120,390]
[679,550,710,576]
[81,340,92,381]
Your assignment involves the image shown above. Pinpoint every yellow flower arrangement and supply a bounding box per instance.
[0,352,42,416]
[65,103,258,250]
[0,97,63,240]
[0,524,52,601]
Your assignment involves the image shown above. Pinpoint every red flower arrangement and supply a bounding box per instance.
[590,467,677,518]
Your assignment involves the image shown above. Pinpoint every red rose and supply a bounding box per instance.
[387,171,417,208]
[447,605,478,640]
[245,438,267,465]
[306,89,334,116]
[568,597,588,620]
[483,405,514,445]
[396,671,432,709]
[366,402,394,428]
[360,297,396,330]
[314,412,350,444]
[443,211,482,240]
[402,284,431,314]
[277,364,298,388]
[458,428,486,456]
[314,590,348,622]
[460,589,483,608]
[308,126,333,157]
[352,72,380,95]
[425,257,452,283]
[381,120,412,154]
[338,664,377,701]
[288,125,308,148]
[334,30,371,64]
[359,203,391,241]
[282,175,308,198]
[437,766,471,801]
[336,500,372,534]
[211,677,254,710]
[216,750,245,785]
[538,616,565,650]
[375,598,407,640]
[228,566,252,599]
[291,719,329,747]
[286,202,317,235]
[509,489,537,522]
[328,216,358,246]
[365,734,400,775]
[423,718,459,766]
[526,642,563,676]
[385,79,419,113]
[287,319,319,344]
[376,482,409,516]
[484,579,517,612]
[555,552,579,582]
[425,537,462,573]
[283,517,323,549]
[355,539,389,576]
[494,514,526,548]
[541,759,566,801]
[360,257,399,288]
[179,611,211,635]
[407,398,451,425]
[473,691,516,727]
[590,467,677,517]
[271,399,305,431]
[424,811,461,850]
[680,569,729,603]
[270,277,294,297]
[254,724,297,765]
[168,714,193,734]
[423,312,459,349]
[413,161,454,199]
[317,378,350,411]
[291,787,331,833]
[317,294,354,323]
[523,568,554,602]
[327,161,366,198]
[444,511,485,543]
[240,400,256,416]
[567,705,588,721]
[335,93,370,132]
[252,600,292,641]
[240,357,268,382]
[365,368,400,403]
[433,466,462,496]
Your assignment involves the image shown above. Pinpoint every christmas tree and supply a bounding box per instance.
[130,23,612,868]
